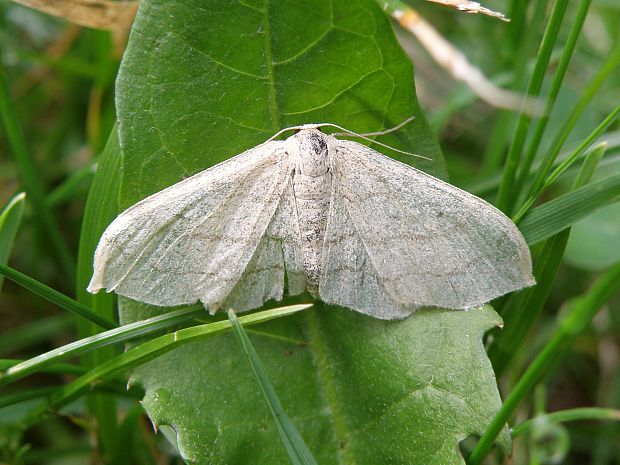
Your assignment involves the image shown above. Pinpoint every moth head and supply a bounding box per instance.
[287,129,332,176]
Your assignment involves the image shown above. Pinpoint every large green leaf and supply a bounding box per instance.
[116,0,445,208]
[113,0,509,463]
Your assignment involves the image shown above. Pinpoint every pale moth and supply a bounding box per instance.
[88,122,534,320]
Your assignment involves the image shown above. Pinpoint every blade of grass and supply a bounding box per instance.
[0,359,87,377]
[228,309,318,465]
[0,381,139,409]
[491,144,607,375]
[495,0,569,214]
[0,387,58,409]
[491,231,569,376]
[0,263,116,330]
[468,260,620,465]
[506,0,528,55]
[0,306,204,387]
[518,172,620,246]
[19,304,311,427]
[522,40,620,205]
[464,131,620,196]
[480,0,548,175]
[0,305,205,386]
[514,106,620,223]
[0,50,75,280]
[74,125,122,456]
[544,107,620,188]
[0,191,25,292]
[512,408,620,437]
[513,0,592,202]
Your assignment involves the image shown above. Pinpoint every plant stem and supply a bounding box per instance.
[512,407,620,437]
[468,262,620,465]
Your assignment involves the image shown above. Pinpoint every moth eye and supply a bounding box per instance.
[308,133,327,153]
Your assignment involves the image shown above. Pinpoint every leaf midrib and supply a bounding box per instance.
[304,308,355,465]
[262,0,280,130]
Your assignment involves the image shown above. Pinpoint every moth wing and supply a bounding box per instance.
[319,183,415,319]
[222,179,307,311]
[88,140,295,311]
[321,140,534,317]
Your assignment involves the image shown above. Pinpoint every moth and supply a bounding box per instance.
[88,124,534,320]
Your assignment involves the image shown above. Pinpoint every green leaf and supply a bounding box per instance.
[519,174,620,246]
[0,192,25,292]
[111,1,508,463]
[116,0,445,209]
[128,305,508,464]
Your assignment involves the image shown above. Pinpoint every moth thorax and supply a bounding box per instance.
[288,129,331,177]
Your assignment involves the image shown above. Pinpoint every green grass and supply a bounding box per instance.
[0,1,619,464]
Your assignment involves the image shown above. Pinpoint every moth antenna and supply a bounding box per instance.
[326,117,430,161]
[267,116,430,160]
[266,123,323,142]
[340,116,416,137]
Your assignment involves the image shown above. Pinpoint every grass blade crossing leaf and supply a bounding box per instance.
[20,305,311,427]
[229,309,318,465]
